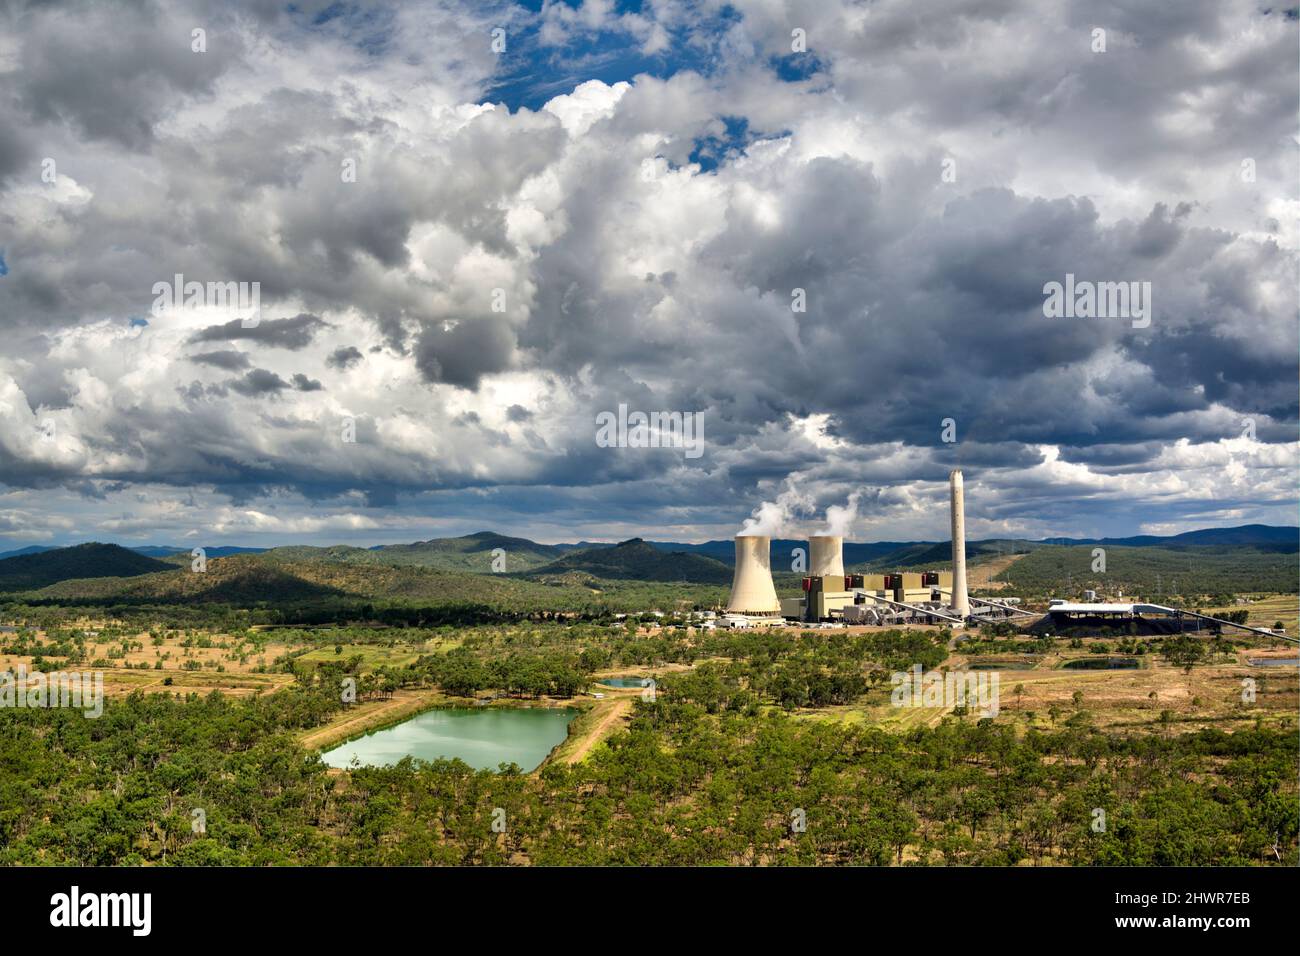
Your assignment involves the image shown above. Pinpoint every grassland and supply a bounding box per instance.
[1204,593,1299,637]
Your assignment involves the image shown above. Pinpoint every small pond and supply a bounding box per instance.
[320,707,577,772]
[596,676,653,688]
[1060,657,1141,670]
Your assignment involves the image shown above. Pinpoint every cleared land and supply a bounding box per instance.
[552,696,635,764]
[968,553,1026,590]
[1205,593,1298,637]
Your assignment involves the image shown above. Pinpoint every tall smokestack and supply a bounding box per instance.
[949,469,970,617]
[726,536,781,615]
[808,536,844,578]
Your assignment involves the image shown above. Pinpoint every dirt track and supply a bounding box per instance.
[563,698,632,763]
[298,688,444,750]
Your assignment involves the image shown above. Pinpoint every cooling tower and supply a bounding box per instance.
[949,469,970,617]
[808,536,845,578]
[726,536,781,615]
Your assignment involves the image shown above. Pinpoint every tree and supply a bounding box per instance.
[1161,634,1205,688]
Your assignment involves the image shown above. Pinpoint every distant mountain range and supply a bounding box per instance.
[5,523,1292,566]
[655,525,1297,562]
[1035,524,1299,550]
[0,525,1293,599]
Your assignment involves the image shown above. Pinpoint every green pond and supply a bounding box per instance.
[597,676,651,688]
[320,707,577,772]
[1061,657,1140,670]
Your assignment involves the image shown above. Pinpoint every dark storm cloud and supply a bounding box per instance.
[1132,202,1191,259]
[189,349,251,370]
[0,99,33,183]
[326,346,364,369]
[188,314,328,350]
[228,368,290,396]
[14,0,241,150]
[414,316,517,390]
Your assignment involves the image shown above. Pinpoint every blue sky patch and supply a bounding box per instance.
[485,1,742,111]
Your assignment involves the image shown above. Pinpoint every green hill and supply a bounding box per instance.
[29,553,601,609]
[528,538,732,584]
[258,532,565,573]
[0,543,177,593]
[850,539,1043,571]
[993,545,1297,596]
[370,531,566,572]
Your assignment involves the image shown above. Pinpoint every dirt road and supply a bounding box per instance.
[563,698,632,764]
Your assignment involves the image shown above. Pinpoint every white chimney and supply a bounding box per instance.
[949,469,970,617]
[808,536,845,579]
[726,536,781,615]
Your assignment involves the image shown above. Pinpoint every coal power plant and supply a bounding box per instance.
[716,470,1286,640]
[721,470,1029,629]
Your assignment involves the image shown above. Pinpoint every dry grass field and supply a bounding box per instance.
[809,639,1297,736]
[1205,593,1298,637]
[1,625,296,698]
[0,620,471,701]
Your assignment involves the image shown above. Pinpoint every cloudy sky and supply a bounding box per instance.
[0,0,1296,548]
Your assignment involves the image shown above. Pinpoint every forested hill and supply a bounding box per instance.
[994,545,1299,595]
[26,554,600,609]
[258,531,567,573]
[0,543,174,592]
[528,538,733,583]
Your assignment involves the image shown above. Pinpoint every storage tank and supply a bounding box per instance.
[725,536,781,615]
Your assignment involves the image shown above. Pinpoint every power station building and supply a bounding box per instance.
[723,473,974,628]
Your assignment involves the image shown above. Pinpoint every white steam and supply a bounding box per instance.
[739,482,862,538]
[738,480,815,536]
[822,492,861,537]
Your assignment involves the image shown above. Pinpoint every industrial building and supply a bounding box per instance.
[724,471,1003,629]
[719,469,1295,639]
[1042,600,1285,638]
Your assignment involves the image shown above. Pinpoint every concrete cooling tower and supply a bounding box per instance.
[949,469,970,617]
[725,535,781,615]
[808,536,845,578]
